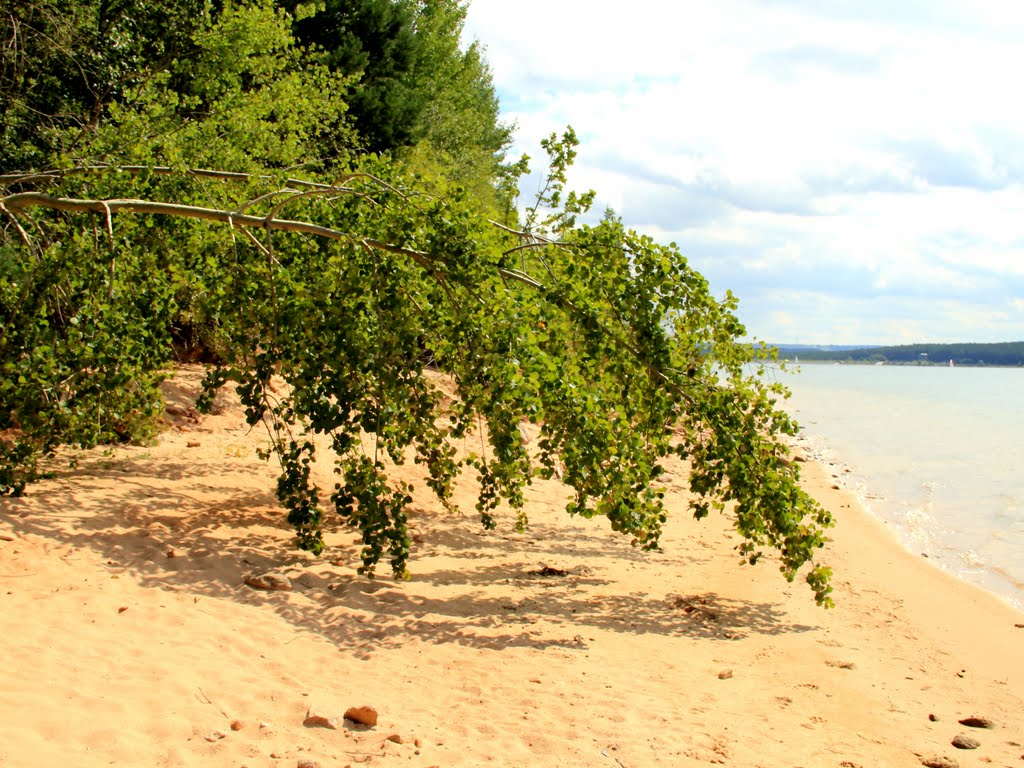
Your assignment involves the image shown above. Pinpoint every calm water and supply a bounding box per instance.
[769,363,1024,609]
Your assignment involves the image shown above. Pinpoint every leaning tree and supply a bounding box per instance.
[0,128,834,605]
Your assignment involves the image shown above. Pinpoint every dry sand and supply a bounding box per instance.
[1,365,1022,767]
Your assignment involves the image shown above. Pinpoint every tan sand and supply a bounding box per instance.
[1,365,1022,767]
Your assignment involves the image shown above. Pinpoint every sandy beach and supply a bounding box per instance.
[1,365,1022,768]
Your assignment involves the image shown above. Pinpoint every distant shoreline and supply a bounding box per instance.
[782,359,1024,368]
[761,340,1024,366]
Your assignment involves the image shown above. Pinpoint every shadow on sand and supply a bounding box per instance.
[1,443,816,660]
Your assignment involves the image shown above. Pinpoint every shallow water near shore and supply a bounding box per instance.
[772,362,1024,609]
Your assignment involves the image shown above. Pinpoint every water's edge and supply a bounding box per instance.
[774,364,1024,611]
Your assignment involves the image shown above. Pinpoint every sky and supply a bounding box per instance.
[462,0,1024,345]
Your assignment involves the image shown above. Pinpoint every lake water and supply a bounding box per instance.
[767,362,1024,609]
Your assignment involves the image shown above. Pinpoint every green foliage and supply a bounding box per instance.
[0,0,211,168]
[81,0,355,171]
[401,0,514,214]
[283,0,515,212]
[0,1,834,605]
[0,209,172,493]
[287,0,425,153]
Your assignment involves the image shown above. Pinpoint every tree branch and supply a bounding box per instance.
[0,190,547,292]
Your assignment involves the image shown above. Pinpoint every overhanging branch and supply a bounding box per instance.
[0,190,545,290]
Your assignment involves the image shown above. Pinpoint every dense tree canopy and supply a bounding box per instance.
[287,0,423,153]
[0,0,834,604]
[1,0,211,167]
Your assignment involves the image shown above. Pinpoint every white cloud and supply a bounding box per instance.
[465,0,1024,343]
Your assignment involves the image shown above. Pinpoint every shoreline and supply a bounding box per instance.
[799,451,1024,624]
[780,362,1024,616]
[1,366,1022,767]
[792,428,1024,615]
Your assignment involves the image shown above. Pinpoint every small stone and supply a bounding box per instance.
[344,705,378,726]
[0,534,14,542]
[297,760,319,768]
[166,549,181,558]
[414,738,422,748]
[187,441,201,448]
[118,606,128,614]
[951,734,980,750]
[385,734,403,744]
[230,720,244,731]
[718,669,733,680]
[204,731,226,742]
[957,716,995,729]
[303,707,339,730]
[929,713,939,722]
[245,573,292,591]
[920,757,959,768]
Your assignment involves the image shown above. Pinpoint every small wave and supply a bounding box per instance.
[960,549,985,568]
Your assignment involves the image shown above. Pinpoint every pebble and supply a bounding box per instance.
[920,757,958,768]
[230,720,244,731]
[718,669,733,680]
[245,573,292,591]
[385,734,403,744]
[951,733,980,750]
[296,760,319,768]
[957,716,995,729]
[344,705,379,726]
[303,707,339,730]
[204,731,226,742]
[928,714,939,722]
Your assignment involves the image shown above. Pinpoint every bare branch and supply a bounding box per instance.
[22,191,546,296]
[99,201,113,245]
[0,202,36,254]
[239,226,271,258]
[234,188,301,216]
[488,219,559,245]
[0,165,332,190]
[0,165,416,198]
[1,191,353,238]
[502,241,558,258]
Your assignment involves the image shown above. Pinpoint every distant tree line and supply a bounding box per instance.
[774,342,1024,366]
